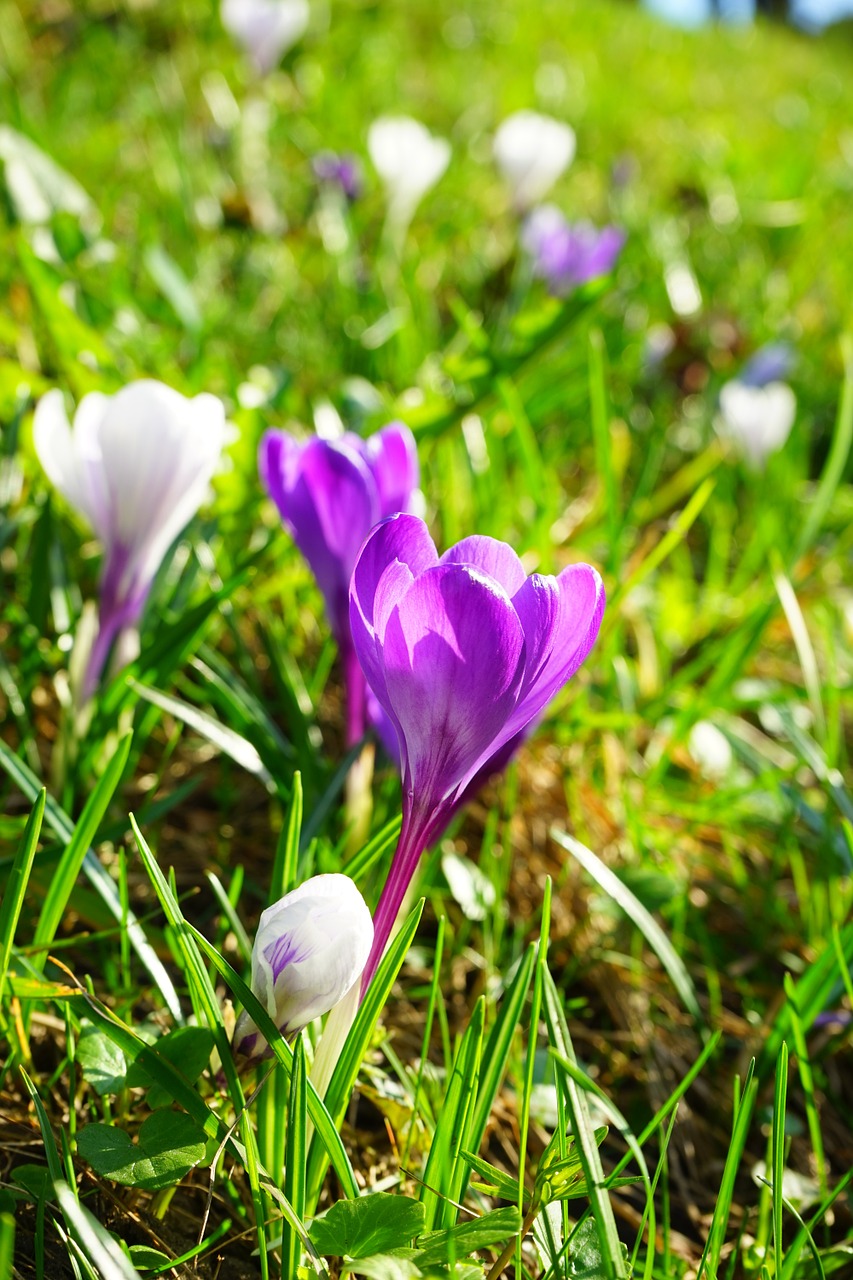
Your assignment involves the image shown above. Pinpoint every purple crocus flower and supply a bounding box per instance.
[313,151,363,203]
[33,381,228,701]
[258,422,419,747]
[522,205,624,297]
[350,514,605,989]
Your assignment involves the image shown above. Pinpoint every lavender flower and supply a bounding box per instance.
[350,514,605,989]
[522,205,624,296]
[313,151,363,203]
[258,422,419,746]
[232,874,373,1061]
[33,381,227,700]
[716,379,796,469]
[493,111,576,211]
[221,0,309,75]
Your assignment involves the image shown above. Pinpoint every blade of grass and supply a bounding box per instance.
[0,790,45,1002]
[772,1042,789,1276]
[795,333,853,561]
[783,973,828,1199]
[32,734,132,966]
[696,1061,758,1280]
[0,738,182,1020]
[282,1036,308,1280]
[303,899,425,1208]
[550,828,701,1023]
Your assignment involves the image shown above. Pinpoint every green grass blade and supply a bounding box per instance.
[19,1068,66,1186]
[550,827,701,1022]
[129,679,275,791]
[795,333,853,561]
[783,973,828,1199]
[282,1035,308,1279]
[696,1060,758,1280]
[0,789,45,1000]
[0,737,182,1020]
[189,924,360,1200]
[589,327,621,575]
[33,732,132,961]
[304,899,425,1208]
[54,1180,138,1280]
[419,996,485,1232]
[271,770,303,902]
[0,1192,14,1280]
[544,970,631,1280]
[772,1041,789,1276]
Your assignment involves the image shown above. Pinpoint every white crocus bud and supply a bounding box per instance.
[33,380,227,698]
[221,0,310,76]
[716,380,796,469]
[493,110,576,211]
[232,874,373,1061]
[367,116,451,229]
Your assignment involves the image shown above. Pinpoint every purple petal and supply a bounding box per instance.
[363,422,420,519]
[349,514,439,750]
[439,535,528,594]
[260,431,379,643]
[381,563,526,805]
[505,562,605,738]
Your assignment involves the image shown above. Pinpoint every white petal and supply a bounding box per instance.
[252,873,373,1037]
[368,116,450,219]
[221,0,309,73]
[493,110,576,209]
[718,380,796,467]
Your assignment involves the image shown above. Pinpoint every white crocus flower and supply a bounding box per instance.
[232,874,373,1061]
[221,0,310,76]
[33,380,227,698]
[493,110,576,211]
[367,115,451,230]
[717,380,796,469]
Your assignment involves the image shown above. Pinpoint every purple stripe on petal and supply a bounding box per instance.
[440,535,528,594]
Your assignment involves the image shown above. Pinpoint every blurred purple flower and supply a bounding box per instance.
[350,514,605,989]
[259,422,419,746]
[232,873,373,1061]
[522,205,624,296]
[33,381,227,701]
[313,151,363,203]
[739,343,795,389]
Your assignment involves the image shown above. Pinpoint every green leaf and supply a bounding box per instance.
[565,1218,630,1280]
[414,1207,522,1267]
[343,1258,420,1280]
[76,1109,207,1190]
[54,1180,138,1280]
[311,1195,426,1260]
[126,1026,214,1108]
[77,1023,130,1097]
[460,1153,521,1203]
[127,1245,173,1269]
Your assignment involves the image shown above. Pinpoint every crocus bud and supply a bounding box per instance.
[521,205,624,296]
[716,380,796,469]
[33,380,227,699]
[493,110,576,211]
[221,0,309,75]
[232,874,373,1061]
[367,116,450,228]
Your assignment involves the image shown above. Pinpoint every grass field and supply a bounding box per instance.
[1,1,852,1277]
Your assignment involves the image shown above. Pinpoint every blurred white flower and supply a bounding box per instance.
[367,116,451,228]
[493,110,576,210]
[688,721,733,778]
[717,380,796,469]
[33,380,227,697]
[232,874,373,1060]
[221,0,309,76]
